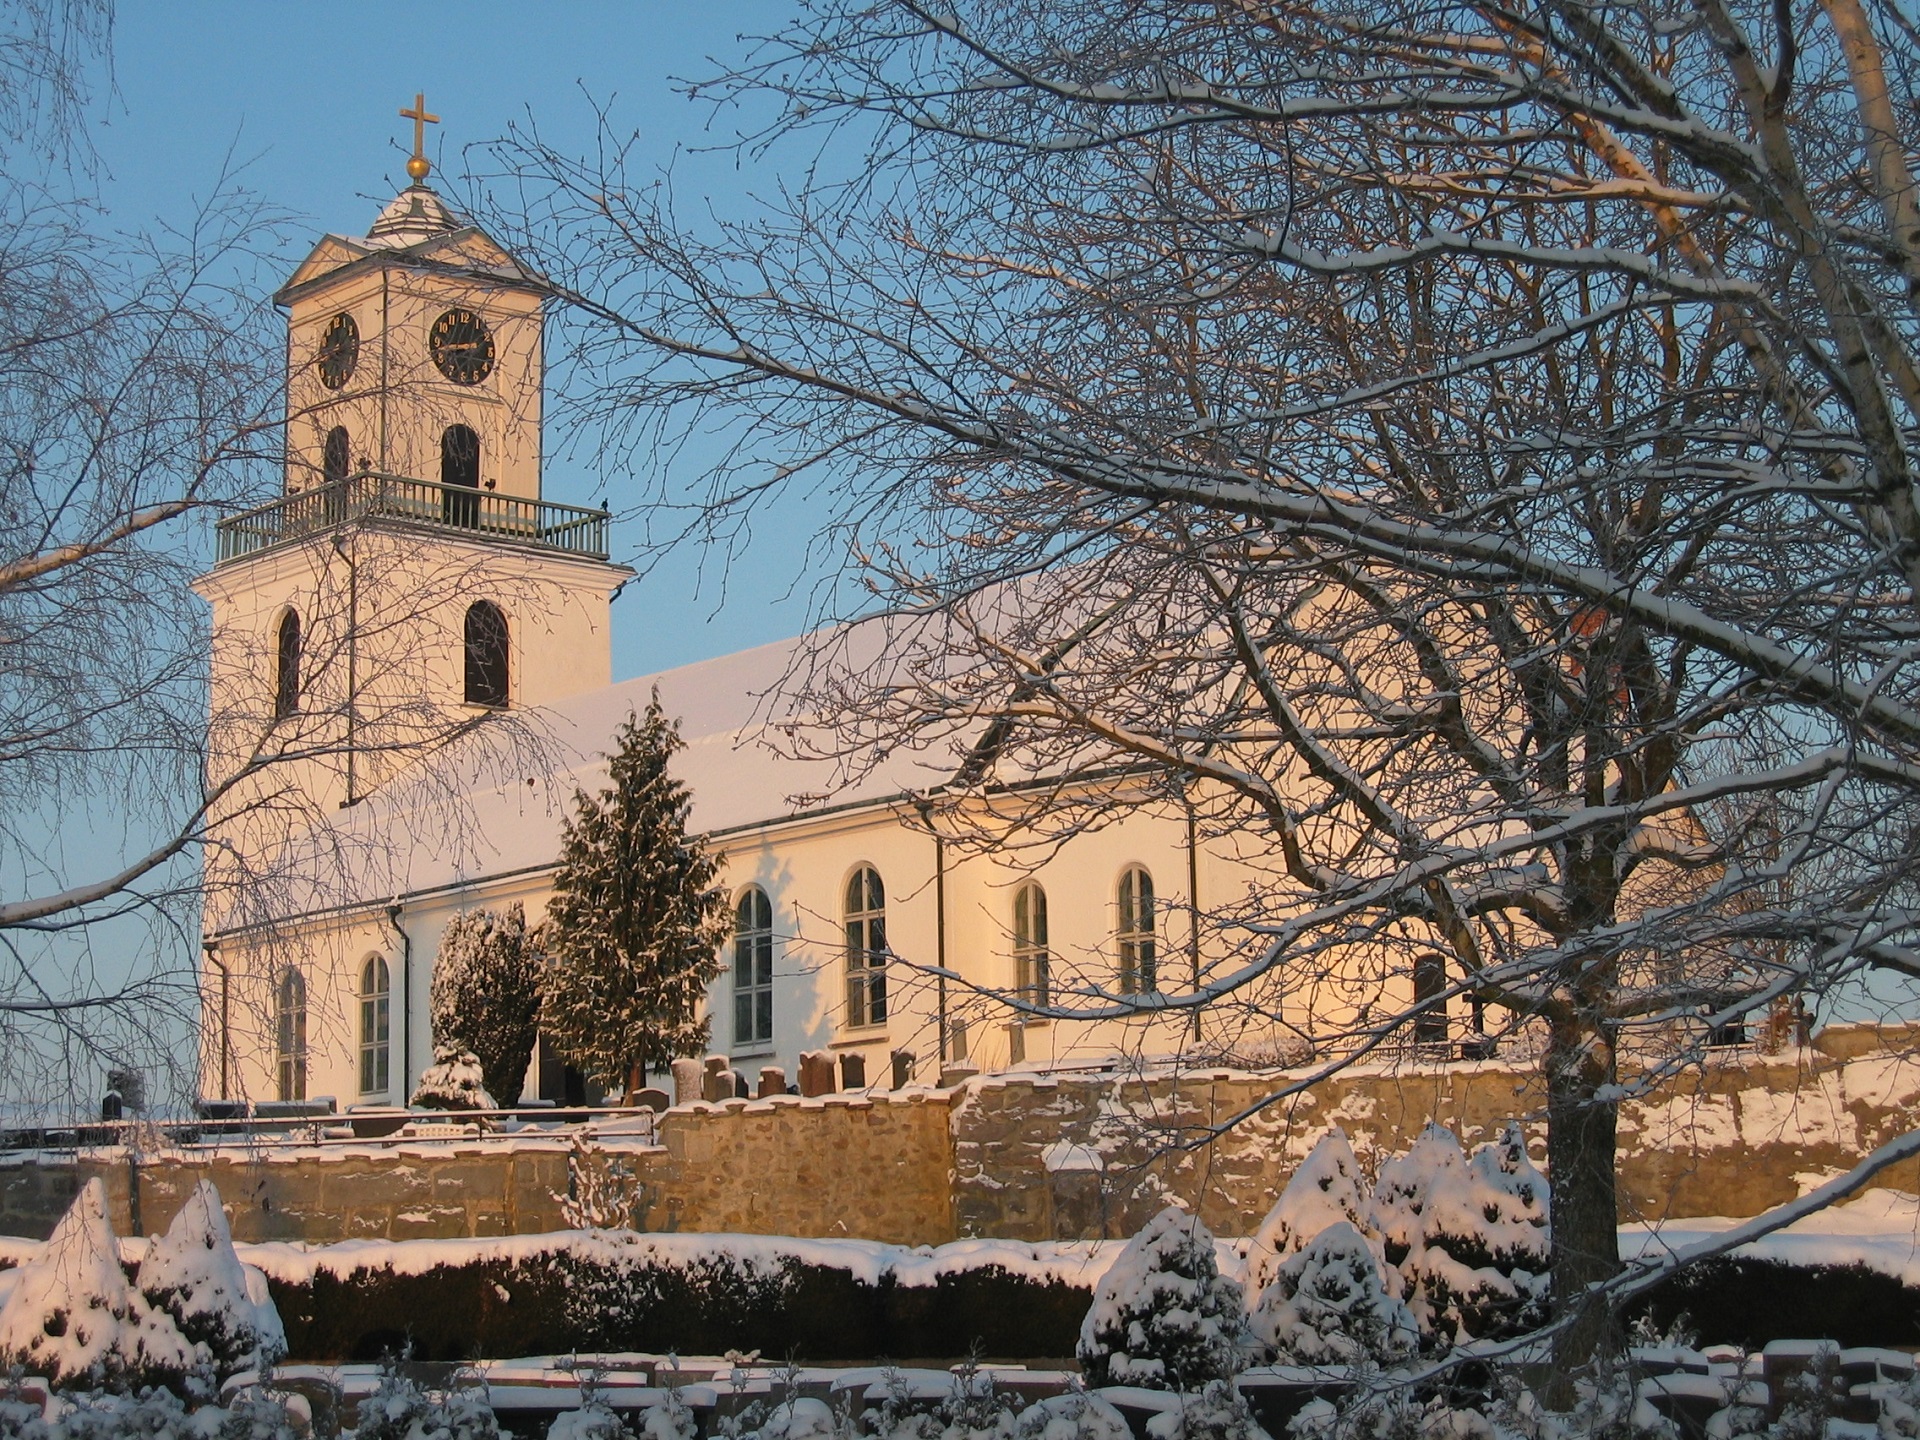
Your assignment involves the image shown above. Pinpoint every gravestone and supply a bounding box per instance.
[757,1066,787,1099]
[703,1055,731,1103]
[839,1052,867,1090]
[891,1050,916,1089]
[798,1050,836,1097]
[670,1059,703,1107]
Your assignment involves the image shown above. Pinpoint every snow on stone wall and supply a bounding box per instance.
[1,1025,1918,1247]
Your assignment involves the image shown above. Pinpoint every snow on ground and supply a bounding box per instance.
[0,1188,1914,1301]
[1620,1189,1920,1282]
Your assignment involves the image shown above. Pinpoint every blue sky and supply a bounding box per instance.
[94,2,814,679]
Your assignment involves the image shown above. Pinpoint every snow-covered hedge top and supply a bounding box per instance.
[190,1230,1138,1293]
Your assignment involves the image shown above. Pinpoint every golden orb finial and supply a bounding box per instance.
[399,92,440,185]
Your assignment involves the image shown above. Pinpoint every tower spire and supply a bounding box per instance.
[399,92,440,183]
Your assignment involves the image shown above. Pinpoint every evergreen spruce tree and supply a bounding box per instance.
[540,697,730,1097]
[431,903,544,1106]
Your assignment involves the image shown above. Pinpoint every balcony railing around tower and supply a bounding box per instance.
[214,471,611,565]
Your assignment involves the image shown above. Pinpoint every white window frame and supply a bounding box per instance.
[359,955,391,1095]
[733,886,775,1049]
[844,865,887,1028]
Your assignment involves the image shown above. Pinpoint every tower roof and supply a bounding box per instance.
[366,182,463,245]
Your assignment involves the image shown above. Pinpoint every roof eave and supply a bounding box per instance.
[273,230,549,308]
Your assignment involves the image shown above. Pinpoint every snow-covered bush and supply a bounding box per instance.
[1247,1131,1378,1301]
[1288,1390,1494,1440]
[27,1386,305,1440]
[1370,1124,1549,1346]
[1146,1381,1270,1440]
[559,1129,642,1231]
[1766,1347,1845,1440]
[1369,1126,1464,1271]
[637,1386,698,1440]
[0,1179,193,1391]
[1014,1393,1130,1440]
[868,1363,1018,1440]
[758,1397,841,1440]
[1451,1124,1549,1337]
[409,1047,497,1111]
[138,1183,285,1383]
[1491,1369,1675,1440]
[431,903,544,1107]
[0,1391,40,1440]
[1077,1205,1246,1389]
[347,1365,500,1440]
[1249,1221,1418,1367]
[550,1365,639,1440]
[551,1403,635,1440]
[1879,1368,1920,1440]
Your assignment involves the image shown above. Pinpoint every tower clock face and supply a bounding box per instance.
[430,308,496,385]
[316,313,359,390]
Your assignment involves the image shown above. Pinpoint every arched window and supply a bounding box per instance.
[463,601,509,707]
[323,426,350,486]
[275,967,307,1102]
[1117,865,1157,994]
[273,610,300,720]
[440,424,480,526]
[1013,882,1050,1008]
[1413,951,1448,1045]
[733,887,774,1048]
[359,955,391,1094]
[844,865,887,1027]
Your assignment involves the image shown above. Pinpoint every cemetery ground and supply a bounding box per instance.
[4,1115,1920,1440]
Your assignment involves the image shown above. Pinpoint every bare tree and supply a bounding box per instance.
[479,0,1920,1388]
[0,3,557,1115]
[0,0,301,1110]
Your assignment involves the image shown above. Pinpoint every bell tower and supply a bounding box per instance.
[195,100,630,817]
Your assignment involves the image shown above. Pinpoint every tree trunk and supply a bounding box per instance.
[1545,1011,1623,1406]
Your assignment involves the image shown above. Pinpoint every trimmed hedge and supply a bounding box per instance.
[259,1241,1920,1364]
[1624,1256,1920,1351]
[6,1233,1913,1363]
[268,1249,1092,1363]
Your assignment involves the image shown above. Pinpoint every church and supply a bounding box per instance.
[194,113,1423,1113]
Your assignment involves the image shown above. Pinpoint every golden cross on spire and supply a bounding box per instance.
[399,92,440,182]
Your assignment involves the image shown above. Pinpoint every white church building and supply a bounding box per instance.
[194,142,1424,1113]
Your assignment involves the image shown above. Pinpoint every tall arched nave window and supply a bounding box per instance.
[844,865,887,1028]
[275,967,307,1102]
[463,600,509,708]
[733,886,774,1049]
[359,955,391,1094]
[273,609,300,721]
[1013,881,1050,1008]
[1116,865,1156,995]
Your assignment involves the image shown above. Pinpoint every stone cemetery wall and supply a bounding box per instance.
[949,1031,1920,1240]
[2,1025,1917,1245]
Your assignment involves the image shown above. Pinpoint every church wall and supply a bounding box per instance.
[706,808,947,1088]
[218,788,1400,1111]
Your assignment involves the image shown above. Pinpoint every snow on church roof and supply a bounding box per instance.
[260,622,971,923]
